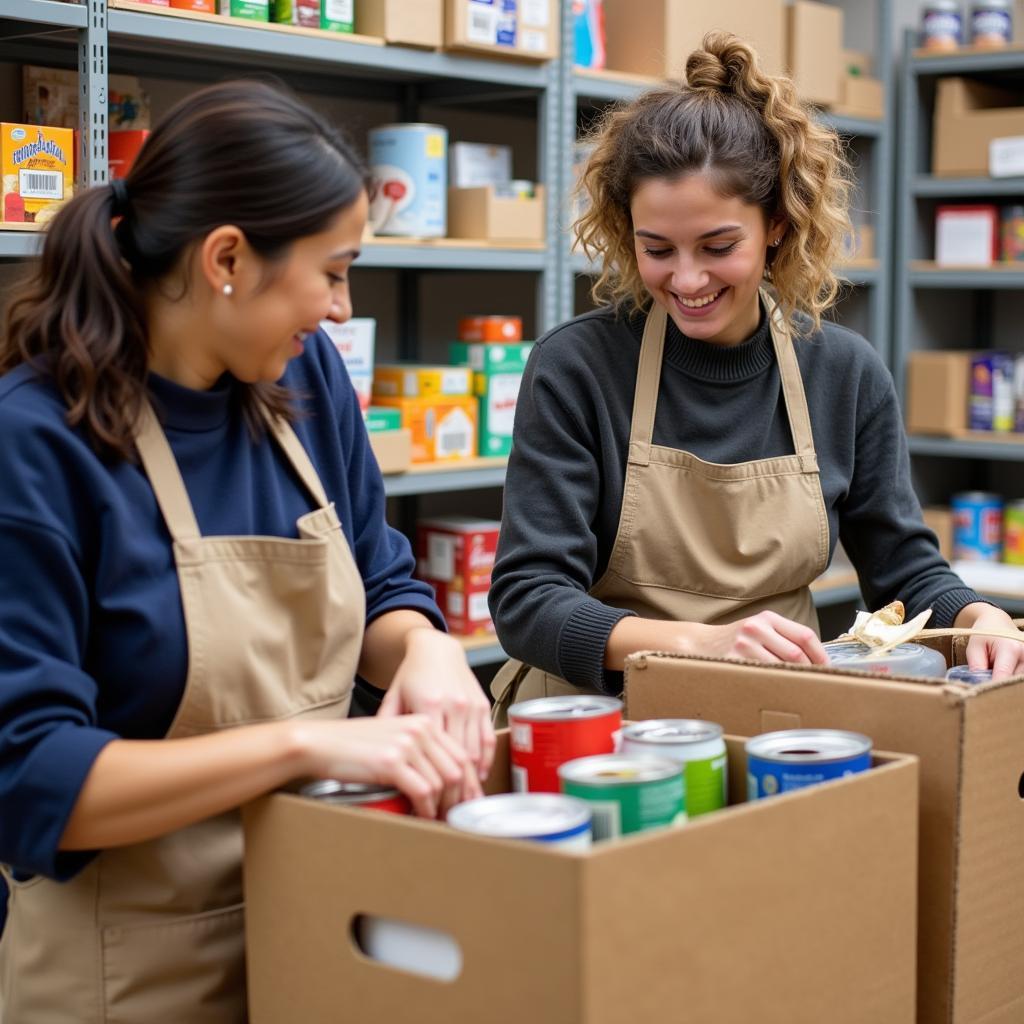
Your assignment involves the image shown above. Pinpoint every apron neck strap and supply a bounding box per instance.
[135,399,331,545]
[627,293,819,473]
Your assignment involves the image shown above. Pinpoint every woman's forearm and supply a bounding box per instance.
[356,608,438,689]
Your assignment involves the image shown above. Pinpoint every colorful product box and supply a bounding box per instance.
[219,0,269,20]
[23,67,150,133]
[320,0,354,31]
[457,314,522,342]
[170,0,215,11]
[270,0,321,25]
[969,352,1014,431]
[935,204,1000,266]
[321,317,375,413]
[450,341,532,456]
[364,406,403,433]
[372,364,473,399]
[417,515,500,635]
[108,130,150,180]
[1,123,74,225]
[371,395,477,463]
[572,0,606,69]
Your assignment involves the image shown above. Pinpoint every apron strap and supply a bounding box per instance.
[260,410,331,510]
[135,400,202,542]
[763,291,819,475]
[626,303,668,468]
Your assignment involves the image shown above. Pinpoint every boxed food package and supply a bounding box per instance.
[108,129,150,180]
[219,0,270,20]
[448,142,513,189]
[786,1,843,107]
[371,394,477,462]
[1,123,74,225]
[573,0,606,69]
[243,731,917,1023]
[357,0,444,47]
[321,318,375,414]
[969,351,1015,431]
[170,0,215,10]
[418,515,500,635]
[373,364,473,399]
[933,77,1024,177]
[935,204,999,266]
[450,341,532,457]
[364,406,403,433]
[457,315,522,342]
[270,0,321,27]
[23,66,150,132]
[447,185,545,242]
[602,0,785,80]
[623,637,1024,1024]
[368,428,413,474]
[905,350,971,435]
[444,0,559,62]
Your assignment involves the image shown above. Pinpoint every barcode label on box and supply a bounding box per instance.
[467,0,498,43]
[435,407,474,458]
[468,591,490,621]
[19,169,63,200]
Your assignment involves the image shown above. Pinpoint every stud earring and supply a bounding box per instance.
[222,283,233,296]
[770,238,782,247]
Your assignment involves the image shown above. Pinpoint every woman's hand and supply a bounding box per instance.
[956,602,1024,680]
[291,714,471,819]
[688,610,830,666]
[378,627,496,800]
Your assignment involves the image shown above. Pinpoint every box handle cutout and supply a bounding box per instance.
[1019,774,1024,801]
[351,914,463,982]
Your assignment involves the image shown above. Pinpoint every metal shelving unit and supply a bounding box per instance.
[382,461,508,498]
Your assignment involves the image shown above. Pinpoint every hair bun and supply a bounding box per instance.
[685,31,760,93]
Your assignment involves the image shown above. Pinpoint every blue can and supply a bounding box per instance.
[952,491,1003,562]
[747,729,872,800]
[368,123,447,238]
[946,665,994,685]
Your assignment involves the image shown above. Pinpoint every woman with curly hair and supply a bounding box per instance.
[489,33,1023,713]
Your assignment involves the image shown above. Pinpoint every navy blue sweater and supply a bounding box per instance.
[0,329,441,891]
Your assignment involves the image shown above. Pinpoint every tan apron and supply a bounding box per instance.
[0,400,366,1023]
[492,294,829,723]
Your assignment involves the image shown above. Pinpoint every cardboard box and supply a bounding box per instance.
[603,0,785,80]
[786,1,843,107]
[427,577,494,635]
[1,123,74,225]
[905,350,971,435]
[447,185,545,242]
[624,640,1024,1024]
[838,74,884,119]
[373,363,473,399]
[23,67,150,132]
[108,129,149,180]
[449,142,512,188]
[368,428,412,474]
[444,0,559,62]
[357,0,442,47]
[923,506,955,561]
[933,77,1024,177]
[450,341,532,456]
[371,394,477,462]
[936,204,999,266]
[417,515,499,585]
[244,731,918,1024]
[842,48,873,77]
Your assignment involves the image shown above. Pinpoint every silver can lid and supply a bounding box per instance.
[508,695,622,722]
[558,753,681,786]
[746,729,872,764]
[447,793,591,838]
[299,780,400,803]
[621,719,723,745]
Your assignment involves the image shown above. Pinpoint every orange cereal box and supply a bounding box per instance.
[2,123,74,225]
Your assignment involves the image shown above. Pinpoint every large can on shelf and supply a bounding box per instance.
[368,123,447,238]
[952,491,1003,561]
[619,719,727,817]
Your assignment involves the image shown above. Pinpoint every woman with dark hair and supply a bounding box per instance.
[0,80,493,1020]
[489,33,1024,718]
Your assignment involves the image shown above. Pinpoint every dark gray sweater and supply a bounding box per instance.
[489,304,981,693]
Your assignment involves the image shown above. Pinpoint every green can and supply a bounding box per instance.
[620,719,728,817]
[558,754,684,841]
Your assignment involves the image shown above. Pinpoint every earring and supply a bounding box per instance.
[222,284,233,296]
[770,238,782,247]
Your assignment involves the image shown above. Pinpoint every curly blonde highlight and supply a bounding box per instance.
[574,32,853,334]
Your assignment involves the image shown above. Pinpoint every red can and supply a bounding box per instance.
[299,780,411,814]
[507,695,622,793]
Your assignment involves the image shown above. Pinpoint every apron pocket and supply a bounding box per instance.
[101,902,246,1024]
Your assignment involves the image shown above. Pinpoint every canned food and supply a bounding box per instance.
[457,315,523,342]
[946,665,994,684]
[368,123,447,238]
[971,0,1012,47]
[824,641,948,679]
[1004,500,1024,564]
[559,754,685,840]
[1001,205,1024,262]
[508,695,622,793]
[970,353,1015,432]
[447,793,592,850]
[921,0,963,51]
[746,729,873,800]
[952,491,1003,561]
[299,780,412,814]
[619,719,727,817]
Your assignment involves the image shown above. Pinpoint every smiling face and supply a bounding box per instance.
[630,172,784,346]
